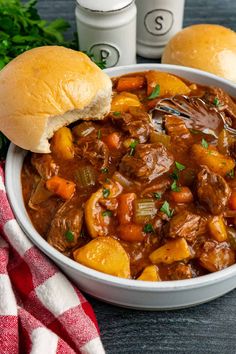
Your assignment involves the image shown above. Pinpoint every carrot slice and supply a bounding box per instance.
[170,187,193,203]
[102,132,121,150]
[46,176,76,200]
[118,223,145,242]
[117,193,137,224]
[116,76,145,92]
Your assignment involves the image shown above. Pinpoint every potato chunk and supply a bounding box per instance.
[111,92,141,112]
[191,144,235,176]
[145,70,190,97]
[85,181,123,238]
[149,238,191,265]
[138,265,161,281]
[208,216,228,242]
[73,237,130,278]
[51,127,74,160]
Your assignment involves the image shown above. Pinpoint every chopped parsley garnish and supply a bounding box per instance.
[148,84,160,100]
[101,167,109,174]
[201,138,209,149]
[227,169,235,179]
[171,180,181,192]
[65,230,74,242]
[102,210,113,217]
[129,140,138,156]
[153,192,162,200]
[97,129,102,140]
[175,161,186,171]
[160,201,174,218]
[143,223,154,233]
[213,97,220,106]
[102,188,110,198]
[170,169,179,180]
[113,111,121,116]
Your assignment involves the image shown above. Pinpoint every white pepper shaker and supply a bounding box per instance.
[75,0,137,67]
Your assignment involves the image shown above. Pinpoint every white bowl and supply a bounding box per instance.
[5,64,236,310]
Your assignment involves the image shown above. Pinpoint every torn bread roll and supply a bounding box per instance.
[0,46,112,153]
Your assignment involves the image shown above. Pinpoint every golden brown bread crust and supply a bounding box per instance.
[162,24,236,82]
[0,46,112,152]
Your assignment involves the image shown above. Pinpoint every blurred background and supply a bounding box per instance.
[36,0,236,41]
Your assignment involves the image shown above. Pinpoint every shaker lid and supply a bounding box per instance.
[76,0,134,12]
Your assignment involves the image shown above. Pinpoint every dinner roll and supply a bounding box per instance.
[0,46,112,153]
[162,24,236,83]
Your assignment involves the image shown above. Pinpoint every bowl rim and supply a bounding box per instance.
[5,62,236,292]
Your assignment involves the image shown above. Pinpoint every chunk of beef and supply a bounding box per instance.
[31,154,59,179]
[197,167,231,215]
[75,139,109,169]
[206,87,236,123]
[199,240,235,272]
[165,116,193,146]
[119,143,174,182]
[47,200,83,252]
[167,262,192,280]
[141,178,171,197]
[111,108,150,143]
[165,210,207,243]
[152,217,163,235]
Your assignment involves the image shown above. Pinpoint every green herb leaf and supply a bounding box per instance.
[102,210,113,217]
[113,111,121,116]
[143,223,154,233]
[129,140,138,156]
[171,180,181,192]
[101,167,109,174]
[213,97,220,106]
[148,84,160,100]
[153,192,162,200]
[227,169,235,179]
[84,51,107,69]
[0,0,74,72]
[160,201,174,218]
[103,188,110,198]
[201,138,209,149]
[170,169,179,180]
[175,161,186,171]
[65,230,74,242]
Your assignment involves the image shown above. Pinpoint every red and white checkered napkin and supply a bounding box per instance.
[0,164,105,354]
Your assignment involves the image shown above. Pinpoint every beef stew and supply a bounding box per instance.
[22,70,236,281]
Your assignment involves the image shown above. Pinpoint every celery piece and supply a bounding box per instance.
[134,198,157,223]
[76,165,97,187]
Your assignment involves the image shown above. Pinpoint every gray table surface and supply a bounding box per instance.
[36,1,236,353]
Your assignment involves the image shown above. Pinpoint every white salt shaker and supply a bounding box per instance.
[75,0,137,67]
[136,0,185,59]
